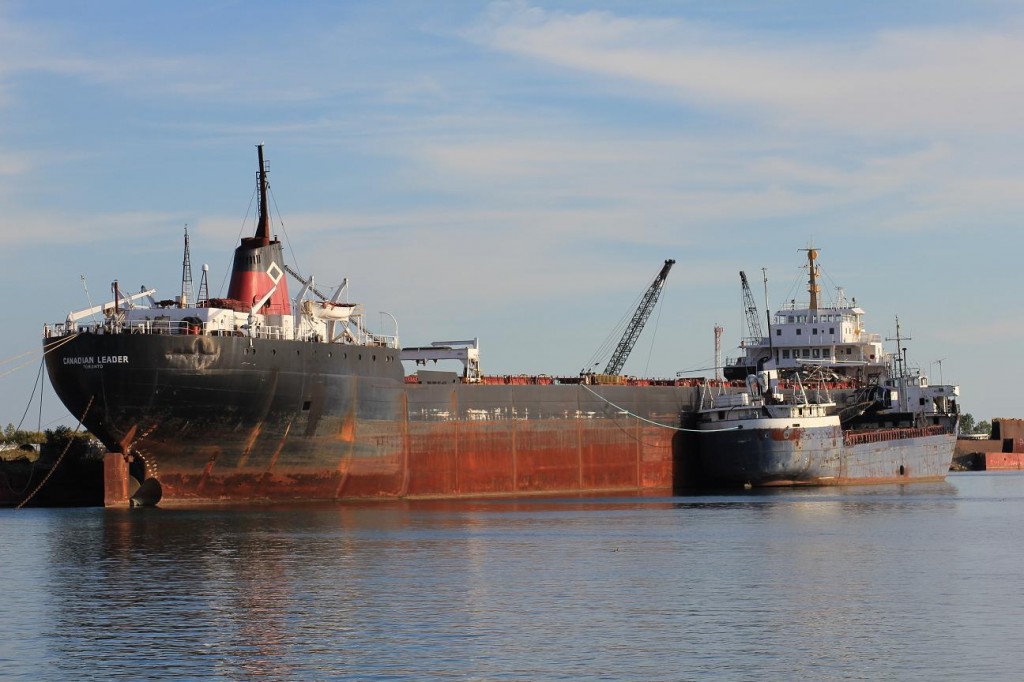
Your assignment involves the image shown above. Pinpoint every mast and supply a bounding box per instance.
[180,225,194,308]
[714,324,724,381]
[255,143,271,245]
[197,264,210,307]
[885,316,913,412]
[886,316,912,380]
[762,268,773,367]
[801,247,820,311]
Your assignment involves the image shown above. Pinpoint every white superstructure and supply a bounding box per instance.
[724,249,889,383]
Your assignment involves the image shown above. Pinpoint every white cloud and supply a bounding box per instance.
[0,210,177,246]
[471,4,1024,135]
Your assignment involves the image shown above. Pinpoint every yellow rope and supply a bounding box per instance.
[0,348,39,367]
[0,333,81,380]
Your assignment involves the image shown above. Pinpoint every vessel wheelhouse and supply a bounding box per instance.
[725,249,888,383]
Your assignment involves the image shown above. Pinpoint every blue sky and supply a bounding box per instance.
[1,0,1021,429]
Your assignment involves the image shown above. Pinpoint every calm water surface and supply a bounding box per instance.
[3,472,1024,681]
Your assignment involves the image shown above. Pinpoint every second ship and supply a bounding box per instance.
[697,249,959,486]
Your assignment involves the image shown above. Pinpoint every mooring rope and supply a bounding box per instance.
[578,382,739,433]
[0,352,51,381]
[0,348,39,368]
[41,332,81,355]
[1,332,85,379]
[3,332,83,445]
[16,396,95,510]
[0,360,48,498]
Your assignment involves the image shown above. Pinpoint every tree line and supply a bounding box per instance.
[959,414,990,437]
[2,424,99,457]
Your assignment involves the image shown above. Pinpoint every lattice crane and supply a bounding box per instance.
[739,270,764,340]
[603,259,675,375]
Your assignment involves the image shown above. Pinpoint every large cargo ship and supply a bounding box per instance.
[42,146,705,506]
[696,250,959,486]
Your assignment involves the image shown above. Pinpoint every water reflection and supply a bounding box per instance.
[1,474,1021,680]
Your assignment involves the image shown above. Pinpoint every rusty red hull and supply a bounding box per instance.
[44,332,701,505]
[981,452,1024,470]
[130,419,682,503]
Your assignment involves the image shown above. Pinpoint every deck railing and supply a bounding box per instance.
[43,319,400,349]
[844,424,948,446]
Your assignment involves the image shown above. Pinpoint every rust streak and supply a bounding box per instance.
[398,390,411,497]
[338,415,355,442]
[265,420,292,474]
[235,422,264,468]
[116,425,138,454]
[511,391,518,493]
[635,412,641,490]
[334,395,358,498]
[196,452,219,493]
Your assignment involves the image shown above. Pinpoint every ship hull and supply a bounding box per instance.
[698,421,955,487]
[44,333,702,504]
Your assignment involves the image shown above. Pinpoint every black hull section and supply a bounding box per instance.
[699,423,842,486]
[45,332,405,443]
[698,424,955,487]
[44,333,407,501]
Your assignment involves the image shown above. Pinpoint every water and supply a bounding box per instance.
[2,472,1024,681]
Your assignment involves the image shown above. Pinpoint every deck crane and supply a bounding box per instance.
[739,270,764,340]
[603,259,675,376]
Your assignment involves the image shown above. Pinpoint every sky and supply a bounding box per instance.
[1,0,1021,430]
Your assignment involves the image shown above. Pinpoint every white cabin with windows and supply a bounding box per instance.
[761,300,888,378]
[724,249,890,382]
